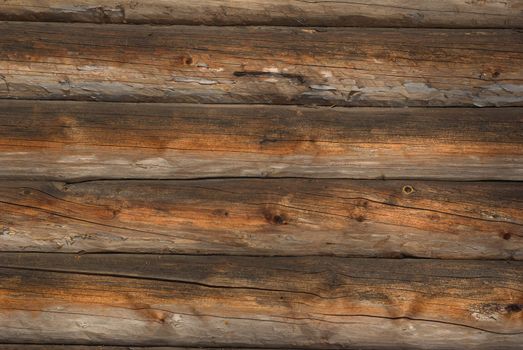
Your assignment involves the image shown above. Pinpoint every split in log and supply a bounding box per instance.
[0,179,521,259]
[0,253,521,348]
[1,101,522,181]
[0,23,522,106]
[0,0,521,28]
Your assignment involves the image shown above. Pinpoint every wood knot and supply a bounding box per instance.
[264,210,287,225]
[212,209,229,217]
[272,215,286,225]
[402,185,415,195]
[506,304,522,313]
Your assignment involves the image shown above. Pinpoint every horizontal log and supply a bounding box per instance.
[0,346,295,350]
[1,101,522,181]
[0,23,522,106]
[1,179,521,259]
[0,1,522,28]
[0,347,265,350]
[0,348,257,350]
[0,254,521,348]
[0,345,296,350]
[0,346,321,350]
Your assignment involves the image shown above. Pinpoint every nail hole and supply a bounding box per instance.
[184,57,193,65]
[502,232,512,240]
[402,185,415,195]
[492,71,500,78]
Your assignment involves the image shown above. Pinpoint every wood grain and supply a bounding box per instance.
[0,0,521,28]
[1,101,522,181]
[0,253,521,348]
[0,22,522,106]
[1,179,521,259]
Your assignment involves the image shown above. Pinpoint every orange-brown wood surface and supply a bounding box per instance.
[1,2,522,349]
[1,0,522,27]
[0,22,522,106]
[0,254,521,348]
[1,179,522,259]
[1,101,522,181]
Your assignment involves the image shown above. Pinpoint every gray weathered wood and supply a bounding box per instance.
[0,254,521,348]
[0,23,522,106]
[1,101,522,181]
[0,0,522,28]
[1,179,522,259]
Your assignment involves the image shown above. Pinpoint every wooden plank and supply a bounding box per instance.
[1,179,521,259]
[0,0,522,28]
[0,253,521,348]
[0,23,521,106]
[1,101,522,181]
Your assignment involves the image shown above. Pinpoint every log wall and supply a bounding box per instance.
[0,2,521,349]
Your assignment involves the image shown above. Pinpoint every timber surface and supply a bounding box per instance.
[0,0,522,27]
[0,253,521,348]
[0,348,218,350]
[1,101,522,181]
[1,1,523,349]
[0,179,522,259]
[0,23,522,106]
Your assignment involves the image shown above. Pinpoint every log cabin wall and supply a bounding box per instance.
[0,1,522,349]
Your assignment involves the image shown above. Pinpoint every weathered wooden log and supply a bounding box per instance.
[0,347,254,350]
[1,101,522,181]
[0,347,263,350]
[0,253,521,348]
[0,0,522,28]
[1,179,521,259]
[0,22,521,106]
